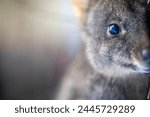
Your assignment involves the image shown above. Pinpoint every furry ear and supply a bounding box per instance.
[72,0,100,24]
[72,0,89,24]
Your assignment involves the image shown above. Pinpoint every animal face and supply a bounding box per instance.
[83,0,150,76]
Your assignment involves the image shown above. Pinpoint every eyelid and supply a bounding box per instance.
[107,19,122,25]
[106,20,121,26]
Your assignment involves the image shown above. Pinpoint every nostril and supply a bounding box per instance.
[141,49,150,63]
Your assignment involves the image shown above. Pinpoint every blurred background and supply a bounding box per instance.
[0,0,80,99]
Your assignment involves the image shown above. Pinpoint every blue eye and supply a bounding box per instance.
[108,24,120,36]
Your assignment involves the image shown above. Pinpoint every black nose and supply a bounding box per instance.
[141,49,150,63]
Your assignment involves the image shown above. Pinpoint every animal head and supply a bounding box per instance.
[73,0,150,77]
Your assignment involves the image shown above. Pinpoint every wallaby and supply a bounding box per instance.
[56,0,150,99]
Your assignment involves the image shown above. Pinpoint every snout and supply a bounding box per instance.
[135,48,150,73]
[141,49,150,65]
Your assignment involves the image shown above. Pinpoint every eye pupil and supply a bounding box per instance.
[109,24,120,35]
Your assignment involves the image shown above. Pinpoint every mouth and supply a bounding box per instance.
[120,63,150,73]
[131,63,150,73]
[133,67,150,73]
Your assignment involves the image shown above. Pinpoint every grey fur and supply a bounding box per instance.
[57,0,150,100]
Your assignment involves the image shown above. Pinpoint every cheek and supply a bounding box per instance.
[100,40,131,62]
[99,40,116,56]
[99,44,110,57]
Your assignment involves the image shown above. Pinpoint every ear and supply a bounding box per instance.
[72,0,100,24]
[72,0,89,24]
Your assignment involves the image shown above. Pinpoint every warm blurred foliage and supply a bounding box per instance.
[0,0,80,99]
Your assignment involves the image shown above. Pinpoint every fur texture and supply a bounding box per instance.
[57,0,150,100]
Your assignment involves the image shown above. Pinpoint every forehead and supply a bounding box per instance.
[93,0,145,13]
[92,0,146,20]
